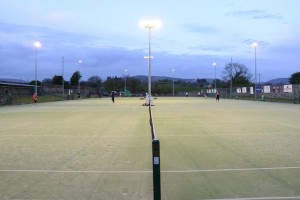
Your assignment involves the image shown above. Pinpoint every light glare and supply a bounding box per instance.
[139,19,162,29]
[34,41,41,48]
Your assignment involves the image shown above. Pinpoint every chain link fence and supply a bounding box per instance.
[1,83,300,105]
[204,84,300,104]
[0,83,100,105]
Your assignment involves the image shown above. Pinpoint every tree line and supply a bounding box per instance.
[29,63,300,95]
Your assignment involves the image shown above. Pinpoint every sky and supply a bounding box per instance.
[1,0,300,82]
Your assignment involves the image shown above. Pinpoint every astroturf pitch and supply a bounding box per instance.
[0,97,300,200]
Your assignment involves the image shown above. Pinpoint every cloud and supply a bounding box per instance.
[228,9,283,20]
[0,22,297,82]
[42,11,73,21]
[240,39,270,48]
[181,23,218,34]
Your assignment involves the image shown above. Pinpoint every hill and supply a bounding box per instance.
[133,75,212,83]
[265,78,289,85]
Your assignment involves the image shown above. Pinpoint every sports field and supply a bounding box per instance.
[0,97,300,200]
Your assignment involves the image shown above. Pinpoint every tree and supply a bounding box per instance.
[29,80,41,86]
[70,71,81,86]
[289,72,300,84]
[222,62,252,86]
[153,79,172,94]
[87,76,102,88]
[52,75,63,85]
[196,78,207,87]
[42,78,52,86]
[103,76,123,92]
[127,78,144,93]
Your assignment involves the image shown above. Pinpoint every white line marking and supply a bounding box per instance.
[270,120,300,129]
[0,135,147,138]
[159,132,298,137]
[69,109,83,113]
[206,197,300,200]
[0,169,152,173]
[1,167,299,174]
[161,166,300,173]
[0,122,31,131]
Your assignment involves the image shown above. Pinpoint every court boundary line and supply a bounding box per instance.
[205,197,300,200]
[1,166,300,174]
[0,122,31,131]
[1,132,297,138]
[270,120,300,129]
[159,132,299,137]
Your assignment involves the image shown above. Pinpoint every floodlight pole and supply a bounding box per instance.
[253,43,257,101]
[124,69,128,95]
[141,19,161,105]
[255,45,257,100]
[35,46,38,95]
[34,41,41,96]
[78,60,82,95]
[230,57,233,98]
[62,56,64,98]
[172,69,175,97]
[212,62,217,93]
[147,26,152,105]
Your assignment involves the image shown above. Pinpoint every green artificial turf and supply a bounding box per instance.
[0,97,300,200]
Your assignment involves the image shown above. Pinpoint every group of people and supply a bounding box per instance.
[186,90,220,102]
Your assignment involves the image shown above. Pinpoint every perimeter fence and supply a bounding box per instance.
[175,84,300,104]
[0,84,99,105]
[207,84,300,104]
[1,82,300,105]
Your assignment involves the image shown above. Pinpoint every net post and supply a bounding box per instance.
[152,139,161,200]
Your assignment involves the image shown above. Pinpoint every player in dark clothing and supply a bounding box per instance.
[111,91,115,103]
[216,90,220,102]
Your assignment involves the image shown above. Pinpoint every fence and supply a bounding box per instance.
[0,83,101,105]
[206,84,300,104]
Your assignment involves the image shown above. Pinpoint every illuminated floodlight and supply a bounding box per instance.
[139,19,162,29]
[252,42,258,48]
[34,41,41,48]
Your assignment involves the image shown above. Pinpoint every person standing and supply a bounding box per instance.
[216,90,220,102]
[111,91,115,103]
[32,93,38,106]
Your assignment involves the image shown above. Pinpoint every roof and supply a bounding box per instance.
[0,82,35,87]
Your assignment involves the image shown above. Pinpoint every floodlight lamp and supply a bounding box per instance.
[212,62,217,66]
[78,60,82,63]
[252,42,258,47]
[139,19,162,29]
[34,41,41,48]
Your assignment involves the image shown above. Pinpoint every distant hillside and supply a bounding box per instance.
[133,75,199,83]
[265,78,289,85]
[133,75,292,85]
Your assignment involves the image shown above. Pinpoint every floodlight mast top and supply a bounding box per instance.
[139,20,162,29]
[34,41,41,48]
[252,42,258,48]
